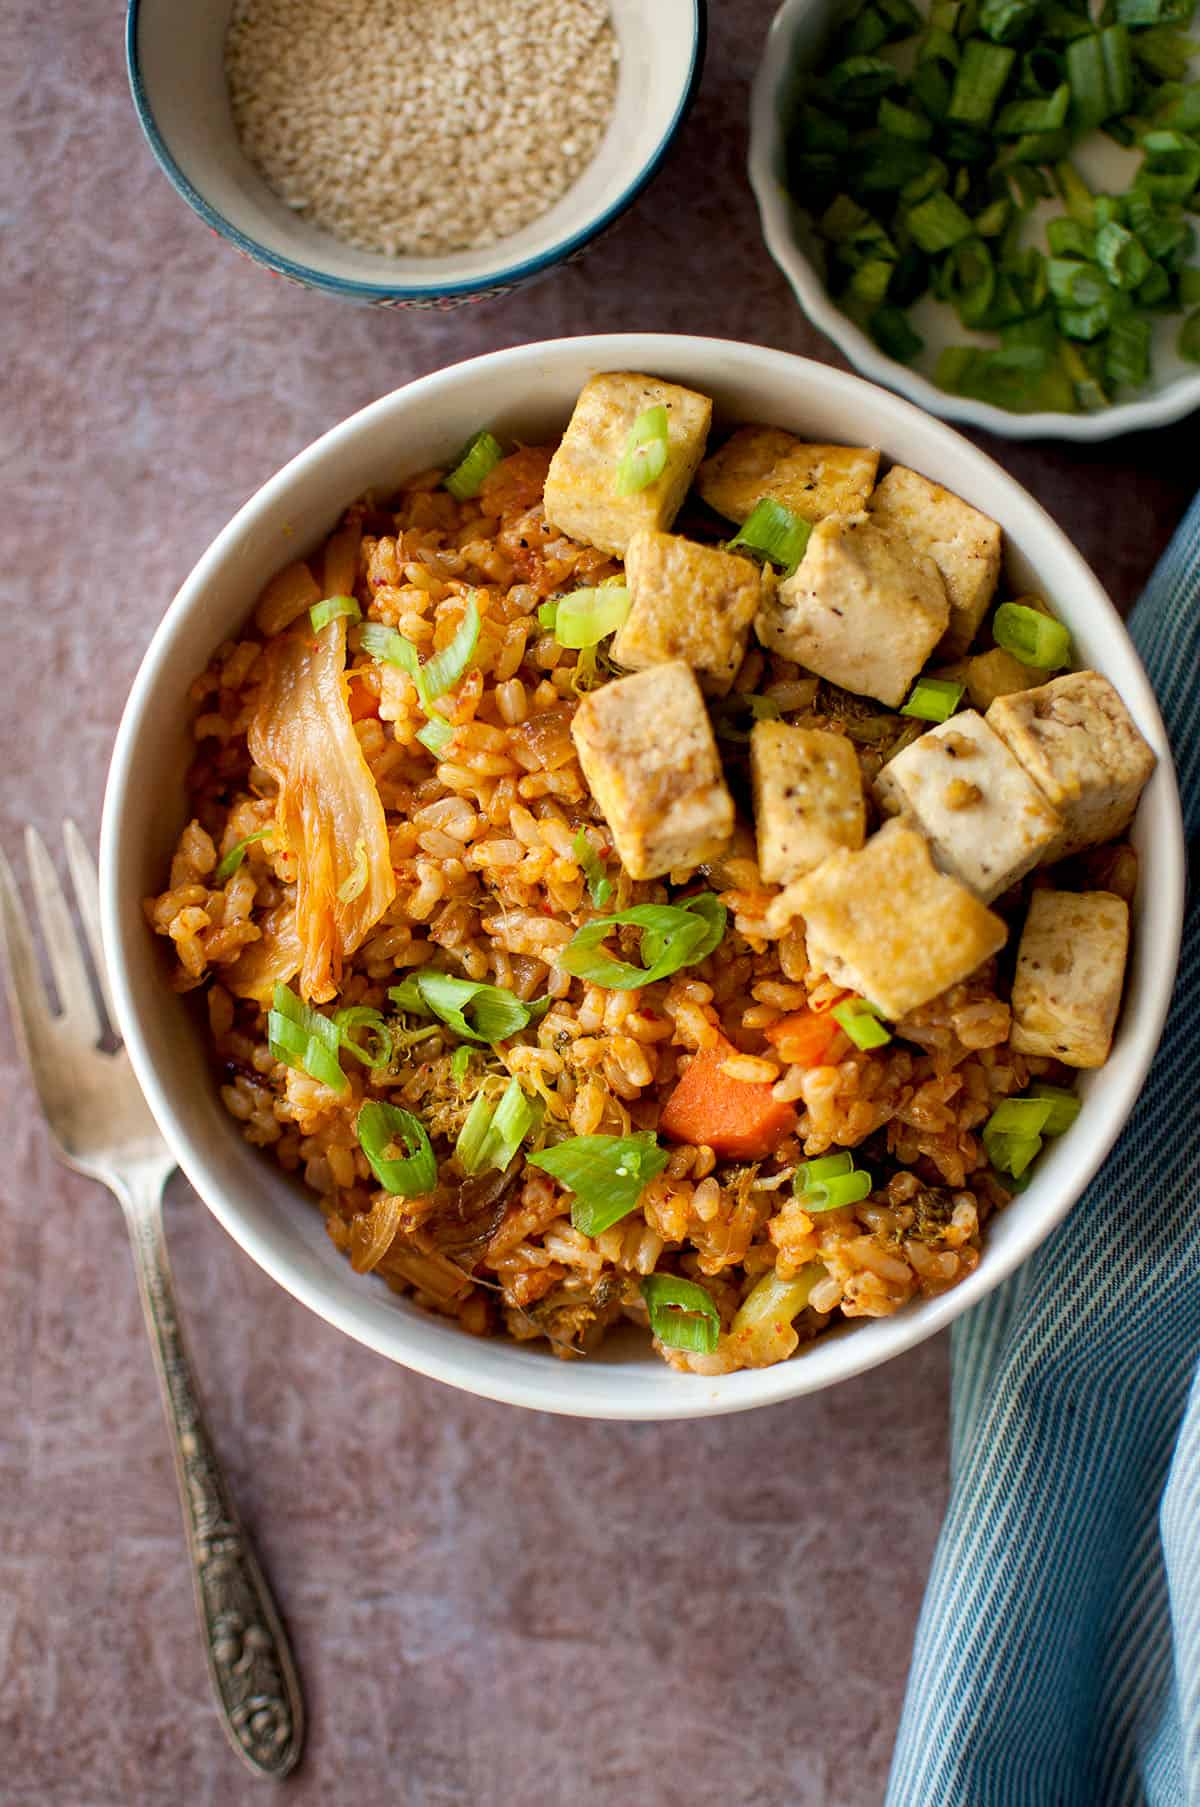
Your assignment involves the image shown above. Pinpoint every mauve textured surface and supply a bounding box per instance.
[2,1,1196,1803]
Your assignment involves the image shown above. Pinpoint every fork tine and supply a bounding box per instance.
[0,840,55,1061]
[62,819,117,1029]
[24,825,102,1041]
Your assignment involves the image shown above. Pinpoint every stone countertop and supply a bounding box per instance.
[2,2,1194,1803]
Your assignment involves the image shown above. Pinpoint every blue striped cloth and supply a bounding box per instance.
[887,493,1200,1807]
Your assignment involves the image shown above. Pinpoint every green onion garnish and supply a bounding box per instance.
[640,1274,721,1354]
[908,189,975,252]
[356,1100,437,1196]
[420,596,481,699]
[981,1094,1054,1177]
[831,998,893,1049]
[444,430,504,502]
[528,1132,670,1236]
[900,675,966,722]
[1028,1082,1082,1135]
[727,498,814,576]
[552,586,631,649]
[332,1006,394,1069]
[416,715,455,756]
[308,595,361,633]
[573,829,613,909]
[537,600,559,632]
[1181,310,1200,362]
[560,896,727,992]
[214,827,272,885]
[450,1045,471,1083]
[613,405,670,497]
[267,982,348,1095]
[387,971,538,1044]
[455,1077,542,1176]
[794,1151,874,1212]
[993,600,1072,668]
[949,39,1016,124]
[361,622,422,678]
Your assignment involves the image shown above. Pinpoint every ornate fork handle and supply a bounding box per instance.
[115,1167,304,1779]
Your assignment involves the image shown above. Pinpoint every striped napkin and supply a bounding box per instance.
[886,494,1200,1807]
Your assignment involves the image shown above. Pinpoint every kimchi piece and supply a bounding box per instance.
[248,617,395,1002]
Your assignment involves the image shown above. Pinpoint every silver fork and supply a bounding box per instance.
[0,822,304,1780]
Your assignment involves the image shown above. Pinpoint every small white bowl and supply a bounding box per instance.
[749,0,1200,440]
[101,334,1184,1420]
[125,0,705,307]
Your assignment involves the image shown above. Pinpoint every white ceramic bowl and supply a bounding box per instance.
[749,0,1200,440]
[126,0,705,307]
[101,334,1184,1419]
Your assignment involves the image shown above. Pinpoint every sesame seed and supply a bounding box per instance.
[225,0,620,258]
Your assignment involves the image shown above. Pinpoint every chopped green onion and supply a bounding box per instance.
[450,1045,471,1083]
[900,675,966,721]
[613,405,670,496]
[309,595,361,632]
[728,498,813,576]
[796,1152,855,1186]
[879,96,934,140]
[980,0,1038,41]
[421,595,481,699]
[996,83,1070,133]
[361,622,422,678]
[267,982,348,1095]
[1046,215,1093,257]
[573,829,613,909]
[1095,221,1152,290]
[1139,131,1200,202]
[640,1274,721,1354]
[986,1096,1055,1135]
[537,600,559,632]
[389,971,537,1044]
[908,189,976,250]
[1181,271,1200,306]
[1181,310,1200,360]
[1101,25,1134,118]
[1106,314,1153,387]
[828,55,900,104]
[1027,1082,1082,1135]
[453,1077,541,1176]
[560,896,727,991]
[444,430,504,501]
[553,586,631,649]
[993,600,1072,667]
[416,715,455,755]
[949,40,1017,125]
[1066,33,1112,131]
[337,837,369,904]
[831,998,893,1049]
[870,305,926,362]
[333,1006,393,1069]
[985,1127,1043,1177]
[528,1132,670,1237]
[214,827,272,884]
[356,1100,437,1195]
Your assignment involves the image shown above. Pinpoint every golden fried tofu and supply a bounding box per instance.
[611,529,762,694]
[697,426,879,525]
[987,671,1156,862]
[868,466,1003,658]
[542,373,712,557]
[570,662,734,879]
[756,513,949,708]
[750,722,865,885]
[875,711,1062,902]
[1010,889,1129,1068]
[769,821,1007,1019]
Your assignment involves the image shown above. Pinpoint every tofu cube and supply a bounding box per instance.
[1010,889,1129,1068]
[697,426,879,525]
[570,662,734,879]
[986,671,1156,862]
[611,529,762,694]
[769,821,1007,1020]
[868,466,1003,658]
[755,513,949,709]
[875,710,1062,902]
[751,722,865,884]
[543,373,713,557]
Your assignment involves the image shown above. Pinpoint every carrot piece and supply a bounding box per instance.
[347,677,380,722]
[659,1039,798,1161]
[764,1009,843,1068]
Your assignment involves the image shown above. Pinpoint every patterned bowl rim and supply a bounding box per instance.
[125,0,708,300]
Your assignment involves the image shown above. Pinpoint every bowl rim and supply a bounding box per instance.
[748,0,1200,442]
[100,333,1186,1418]
[125,0,708,301]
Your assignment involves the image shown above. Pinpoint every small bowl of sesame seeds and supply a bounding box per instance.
[125,0,706,308]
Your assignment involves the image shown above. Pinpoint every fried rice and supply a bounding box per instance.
[145,435,1137,1373]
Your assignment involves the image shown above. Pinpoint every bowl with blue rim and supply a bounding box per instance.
[126,0,706,308]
